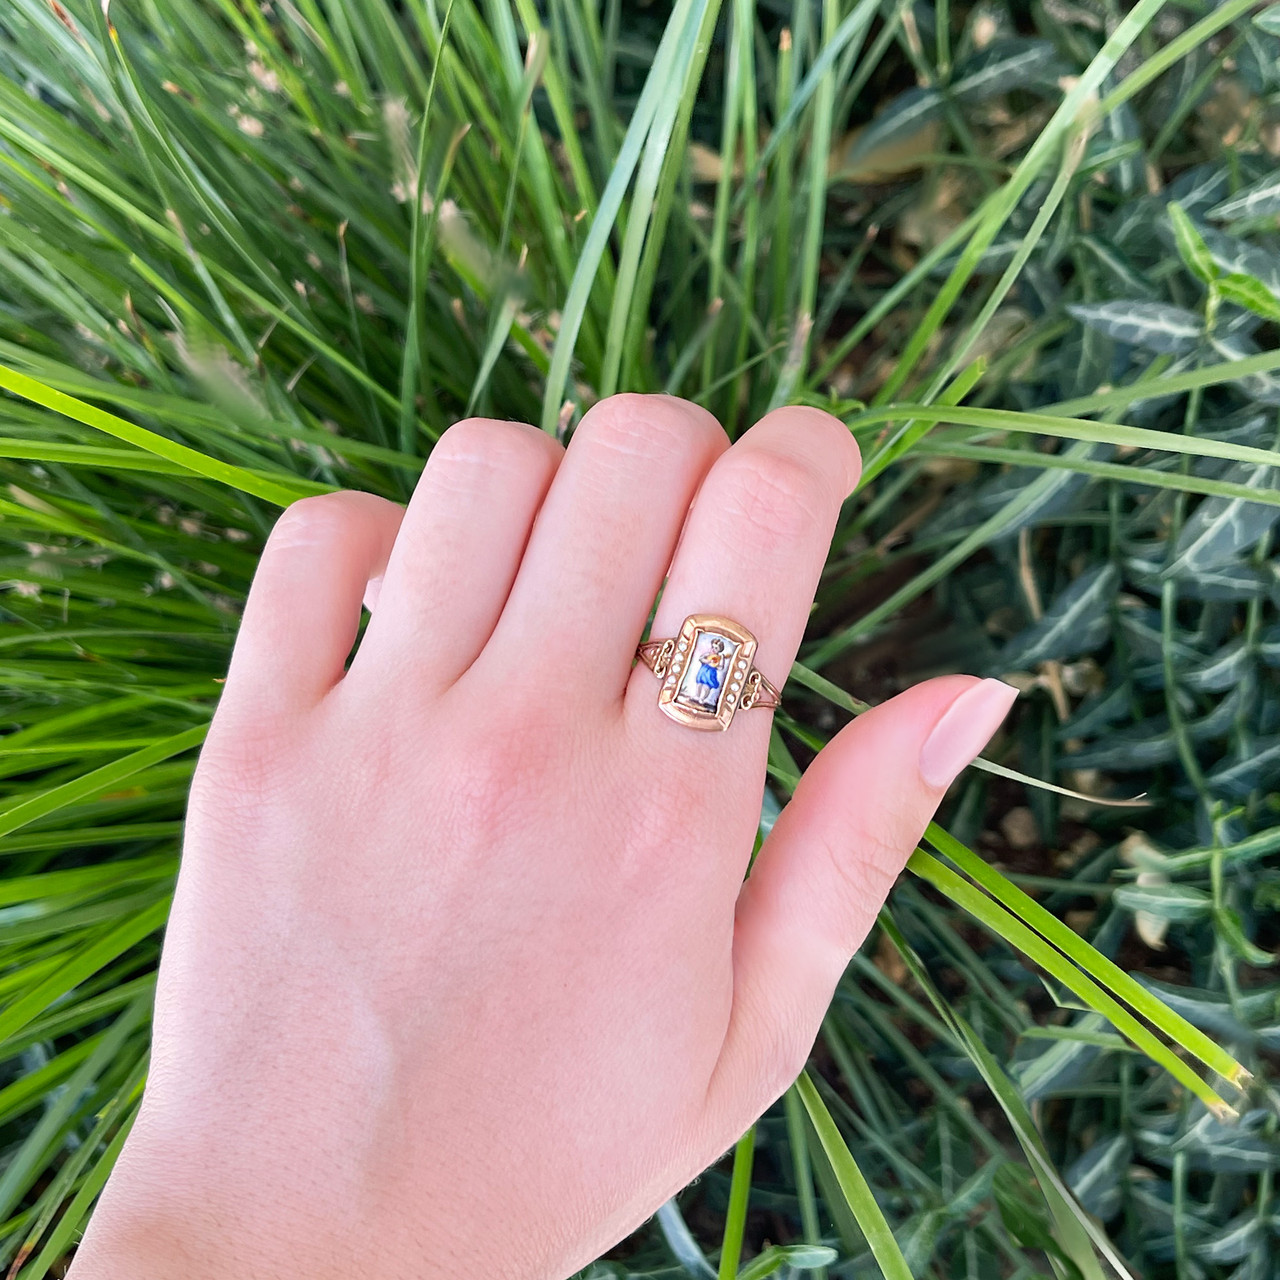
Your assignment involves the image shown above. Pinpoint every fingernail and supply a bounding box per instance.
[919,679,1019,789]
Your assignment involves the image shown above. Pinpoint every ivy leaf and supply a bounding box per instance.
[1015,1023,1105,1100]
[1210,335,1280,406]
[1207,737,1280,799]
[1184,641,1254,693]
[1114,884,1213,922]
[1254,4,1280,37]
[951,38,1066,104]
[1136,1111,1280,1174]
[737,1244,840,1280]
[1067,301,1202,354]
[992,1165,1085,1280]
[1194,1213,1266,1266]
[997,564,1117,669]
[1213,906,1275,967]
[1093,99,1144,196]
[1165,462,1280,576]
[833,87,943,180]
[899,1208,949,1275]
[1165,162,1231,216]
[1067,1136,1132,1222]
[1076,236,1159,299]
[1132,976,1273,1041]
[1198,223,1280,297]
[1168,202,1218,285]
[1216,273,1280,322]
[1155,563,1274,603]
[1238,23,1280,95]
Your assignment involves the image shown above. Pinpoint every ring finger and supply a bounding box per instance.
[624,405,861,770]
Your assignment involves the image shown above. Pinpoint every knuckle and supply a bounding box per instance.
[752,407,862,494]
[268,491,359,551]
[819,825,904,946]
[188,714,294,826]
[606,786,688,884]
[455,731,525,799]
[575,393,723,466]
[430,417,555,482]
[443,714,559,845]
[717,451,827,542]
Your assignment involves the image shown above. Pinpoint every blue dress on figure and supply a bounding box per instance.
[695,643,724,699]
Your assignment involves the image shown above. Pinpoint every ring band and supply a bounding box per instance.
[635,613,782,732]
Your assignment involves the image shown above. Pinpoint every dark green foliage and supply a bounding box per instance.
[0,1,1279,1278]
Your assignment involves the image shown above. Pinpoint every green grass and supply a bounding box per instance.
[1,0,1280,1276]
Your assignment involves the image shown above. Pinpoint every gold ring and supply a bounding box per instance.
[635,613,782,732]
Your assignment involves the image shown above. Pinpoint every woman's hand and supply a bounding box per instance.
[68,395,1016,1280]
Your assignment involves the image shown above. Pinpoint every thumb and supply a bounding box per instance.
[701,674,1018,1137]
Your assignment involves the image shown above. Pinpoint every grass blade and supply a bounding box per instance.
[0,366,307,505]
[794,1070,912,1280]
[717,1125,756,1279]
[925,823,1249,1086]
[0,724,208,840]
[907,848,1237,1115]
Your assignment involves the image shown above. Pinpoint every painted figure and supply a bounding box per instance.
[692,636,726,707]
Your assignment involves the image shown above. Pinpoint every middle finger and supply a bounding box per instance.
[482,394,728,699]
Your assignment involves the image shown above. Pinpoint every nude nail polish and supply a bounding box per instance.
[919,678,1019,789]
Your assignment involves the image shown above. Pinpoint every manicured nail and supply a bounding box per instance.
[919,679,1019,789]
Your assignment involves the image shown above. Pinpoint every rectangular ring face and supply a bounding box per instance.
[658,614,758,731]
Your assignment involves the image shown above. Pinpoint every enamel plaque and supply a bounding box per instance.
[657,614,758,732]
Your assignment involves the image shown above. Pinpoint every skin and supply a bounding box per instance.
[67,395,1013,1280]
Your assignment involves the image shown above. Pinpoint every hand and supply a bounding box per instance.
[68,395,1016,1279]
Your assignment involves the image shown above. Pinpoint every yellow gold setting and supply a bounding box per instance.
[636,613,782,732]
